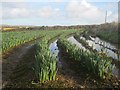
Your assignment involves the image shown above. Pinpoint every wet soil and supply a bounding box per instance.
[2,40,120,89]
[2,43,36,88]
[56,41,120,88]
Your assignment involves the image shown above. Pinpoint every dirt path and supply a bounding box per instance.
[2,43,36,88]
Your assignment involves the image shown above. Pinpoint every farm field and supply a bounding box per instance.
[1,1,120,89]
[1,28,120,89]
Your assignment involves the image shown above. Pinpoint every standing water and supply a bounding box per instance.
[49,40,62,68]
[67,36,86,51]
[80,36,119,60]
[49,40,59,59]
[80,36,120,79]
[68,36,120,80]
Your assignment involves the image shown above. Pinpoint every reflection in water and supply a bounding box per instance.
[67,36,86,51]
[49,37,120,80]
[112,66,120,80]
[83,36,120,80]
[90,36,116,50]
[80,36,118,60]
[49,40,62,68]
[49,40,59,59]
[68,36,120,80]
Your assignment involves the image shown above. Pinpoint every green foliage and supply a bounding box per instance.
[2,29,83,83]
[2,29,80,53]
[2,31,44,53]
[57,39,115,79]
[88,22,119,44]
[32,29,81,83]
[97,31,118,44]
[33,40,57,83]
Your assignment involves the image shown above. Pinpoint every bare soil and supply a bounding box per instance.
[2,43,36,88]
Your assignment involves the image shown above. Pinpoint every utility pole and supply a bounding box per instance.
[105,10,107,23]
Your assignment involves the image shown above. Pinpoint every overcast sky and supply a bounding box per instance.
[1,0,119,26]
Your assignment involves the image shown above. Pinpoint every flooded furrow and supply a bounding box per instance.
[80,36,119,60]
[67,36,120,80]
[49,40,62,69]
[67,36,86,51]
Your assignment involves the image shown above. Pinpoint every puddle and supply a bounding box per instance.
[112,66,120,80]
[49,40,59,59]
[68,36,120,80]
[49,40,62,68]
[67,36,86,51]
[26,44,35,49]
[80,36,119,60]
[90,36,117,50]
[80,36,120,79]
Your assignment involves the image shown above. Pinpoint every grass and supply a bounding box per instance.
[96,30,118,45]
[87,22,119,45]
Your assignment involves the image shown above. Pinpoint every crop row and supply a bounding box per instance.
[33,39,57,83]
[2,29,78,54]
[32,29,81,83]
[57,39,115,79]
[2,31,44,53]
[74,34,97,52]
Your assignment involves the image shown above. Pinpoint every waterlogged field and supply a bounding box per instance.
[2,29,120,88]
